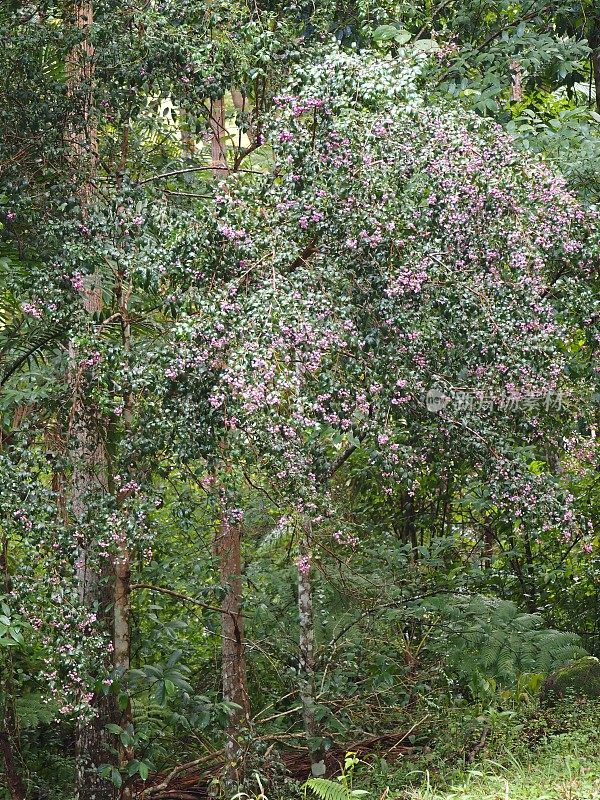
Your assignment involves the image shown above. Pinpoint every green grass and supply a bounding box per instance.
[403,723,600,799]
[339,701,600,800]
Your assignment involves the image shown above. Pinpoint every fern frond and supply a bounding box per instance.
[414,594,587,687]
[304,778,350,800]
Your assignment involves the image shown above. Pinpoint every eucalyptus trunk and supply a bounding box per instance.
[215,504,250,784]
[66,3,116,795]
[113,276,134,799]
[0,725,26,800]
[71,395,116,800]
[297,518,326,778]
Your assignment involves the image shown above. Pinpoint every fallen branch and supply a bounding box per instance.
[140,752,222,798]
[466,724,490,764]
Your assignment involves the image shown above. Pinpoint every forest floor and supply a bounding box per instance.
[407,737,600,799]
[401,705,600,800]
[338,700,600,800]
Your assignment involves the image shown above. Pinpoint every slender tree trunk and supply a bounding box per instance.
[210,97,228,177]
[297,518,326,778]
[590,21,600,114]
[66,0,97,188]
[114,276,134,800]
[506,530,536,614]
[405,495,418,555]
[522,530,538,611]
[113,545,133,798]
[0,730,26,800]
[483,523,494,570]
[215,501,250,784]
[0,537,26,800]
[65,4,116,796]
[71,401,116,800]
[180,109,196,157]
[509,60,523,102]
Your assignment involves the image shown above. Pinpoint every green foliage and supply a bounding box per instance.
[2,1,600,797]
[16,692,59,729]
[417,595,588,690]
[305,778,366,800]
[507,105,600,202]
[0,601,26,647]
[304,754,370,800]
[395,700,600,799]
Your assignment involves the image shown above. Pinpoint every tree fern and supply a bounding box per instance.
[414,594,587,687]
[16,692,58,729]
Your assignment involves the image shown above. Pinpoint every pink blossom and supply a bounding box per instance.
[297,555,311,574]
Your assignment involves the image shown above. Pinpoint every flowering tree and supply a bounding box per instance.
[151,45,599,773]
[2,1,600,794]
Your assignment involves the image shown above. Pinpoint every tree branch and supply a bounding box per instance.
[137,166,264,185]
[130,583,237,618]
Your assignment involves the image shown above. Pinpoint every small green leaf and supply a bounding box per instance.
[126,760,141,777]
[413,38,440,52]
[111,767,122,788]
[120,730,134,746]
[106,723,122,735]
[154,681,166,705]
[373,24,400,42]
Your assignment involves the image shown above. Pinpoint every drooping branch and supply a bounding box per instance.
[130,583,237,618]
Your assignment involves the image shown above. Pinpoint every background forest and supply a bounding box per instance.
[2,2,600,799]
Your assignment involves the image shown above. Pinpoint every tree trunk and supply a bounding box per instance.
[0,730,26,800]
[113,546,133,799]
[483,524,494,569]
[69,319,115,800]
[509,60,523,102]
[66,0,97,190]
[522,530,538,612]
[214,503,249,785]
[114,277,134,800]
[180,109,196,157]
[210,97,228,177]
[65,3,116,796]
[0,537,26,800]
[71,404,116,800]
[297,518,326,778]
[590,22,600,114]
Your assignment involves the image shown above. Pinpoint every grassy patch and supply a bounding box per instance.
[406,735,600,799]
[368,702,600,800]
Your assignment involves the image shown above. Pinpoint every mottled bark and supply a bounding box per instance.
[0,730,26,800]
[113,545,133,799]
[510,60,523,102]
[483,524,494,569]
[71,403,115,800]
[66,3,116,796]
[114,278,134,800]
[214,505,249,783]
[66,1,97,192]
[297,519,326,778]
